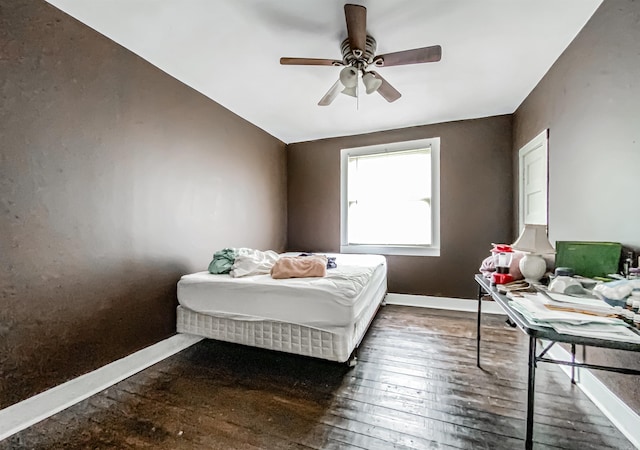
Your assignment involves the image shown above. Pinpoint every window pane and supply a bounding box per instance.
[348,200,431,245]
[348,150,430,202]
[347,148,432,246]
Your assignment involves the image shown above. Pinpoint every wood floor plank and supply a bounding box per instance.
[332,382,631,449]
[117,370,411,450]
[349,355,601,411]
[125,358,503,449]
[1,305,634,449]
[336,370,620,433]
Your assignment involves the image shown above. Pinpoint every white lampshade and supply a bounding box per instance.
[362,72,382,94]
[512,224,555,254]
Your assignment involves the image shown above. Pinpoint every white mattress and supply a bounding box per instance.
[177,253,386,332]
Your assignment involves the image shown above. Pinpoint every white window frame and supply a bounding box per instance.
[340,137,441,257]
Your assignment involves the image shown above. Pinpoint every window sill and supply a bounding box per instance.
[340,244,440,257]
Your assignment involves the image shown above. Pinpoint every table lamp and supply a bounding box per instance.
[512,224,556,284]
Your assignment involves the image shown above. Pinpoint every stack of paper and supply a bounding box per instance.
[509,293,640,343]
[510,294,620,325]
[540,291,616,316]
[551,322,640,344]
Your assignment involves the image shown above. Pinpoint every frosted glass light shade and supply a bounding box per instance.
[339,67,358,88]
[362,72,382,94]
[341,86,357,97]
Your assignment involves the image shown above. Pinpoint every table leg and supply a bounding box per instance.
[525,335,537,450]
[571,344,576,384]
[477,284,482,368]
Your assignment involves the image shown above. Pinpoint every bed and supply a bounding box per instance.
[176,253,387,365]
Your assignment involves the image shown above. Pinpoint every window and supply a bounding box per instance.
[340,138,440,256]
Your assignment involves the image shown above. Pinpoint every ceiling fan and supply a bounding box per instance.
[280,4,442,106]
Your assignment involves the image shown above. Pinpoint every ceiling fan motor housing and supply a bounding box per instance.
[341,35,377,69]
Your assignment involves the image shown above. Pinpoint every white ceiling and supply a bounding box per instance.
[46,0,602,144]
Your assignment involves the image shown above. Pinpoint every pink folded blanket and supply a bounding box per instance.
[271,255,327,279]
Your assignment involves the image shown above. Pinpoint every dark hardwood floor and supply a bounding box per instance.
[2,305,635,449]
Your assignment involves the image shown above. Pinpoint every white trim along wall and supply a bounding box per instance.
[0,334,202,441]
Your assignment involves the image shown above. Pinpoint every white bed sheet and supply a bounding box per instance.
[177,253,386,331]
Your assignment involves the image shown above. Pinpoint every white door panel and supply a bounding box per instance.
[519,130,548,234]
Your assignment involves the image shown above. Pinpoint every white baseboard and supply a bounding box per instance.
[0,333,203,442]
[385,292,506,315]
[546,344,640,449]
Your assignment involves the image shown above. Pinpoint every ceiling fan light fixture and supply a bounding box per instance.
[280,4,441,106]
[339,66,358,88]
[362,72,382,94]
[341,86,358,97]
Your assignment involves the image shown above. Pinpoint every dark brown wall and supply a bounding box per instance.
[287,115,513,298]
[0,1,286,408]
[513,0,640,413]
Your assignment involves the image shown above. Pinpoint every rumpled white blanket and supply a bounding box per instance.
[593,279,640,301]
[230,249,280,278]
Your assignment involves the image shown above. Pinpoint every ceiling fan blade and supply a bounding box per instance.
[373,45,442,67]
[318,80,342,106]
[370,71,401,103]
[344,4,366,58]
[280,57,343,66]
